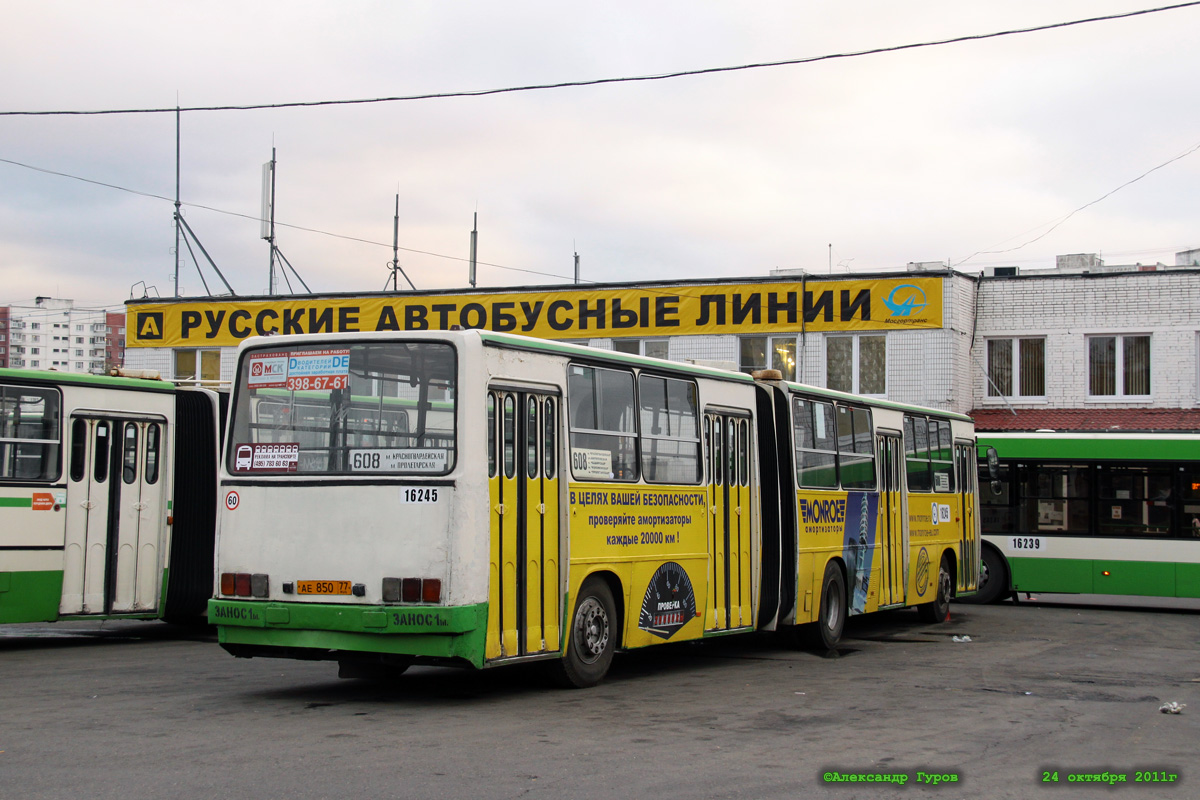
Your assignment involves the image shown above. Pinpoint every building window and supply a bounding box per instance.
[987,337,1045,397]
[1088,335,1150,397]
[740,336,796,381]
[825,334,885,395]
[610,338,669,360]
[175,349,222,386]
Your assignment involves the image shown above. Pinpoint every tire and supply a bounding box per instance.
[964,545,1010,605]
[917,553,953,623]
[551,576,617,689]
[802,561,846,650]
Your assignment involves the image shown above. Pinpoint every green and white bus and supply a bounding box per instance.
[972,432,1200,603]
[0,368,224,624]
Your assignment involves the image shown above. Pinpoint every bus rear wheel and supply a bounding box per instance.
[917,554,953,623]
[802,561,846,650]
[551,577,617,689]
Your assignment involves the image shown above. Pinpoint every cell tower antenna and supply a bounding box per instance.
[386,194,415,291]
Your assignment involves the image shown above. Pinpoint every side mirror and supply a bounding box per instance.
[985,446,1000,482]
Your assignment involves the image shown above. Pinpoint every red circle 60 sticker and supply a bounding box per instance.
[225,491,240,511]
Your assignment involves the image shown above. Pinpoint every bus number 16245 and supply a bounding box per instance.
[400,487,439,503]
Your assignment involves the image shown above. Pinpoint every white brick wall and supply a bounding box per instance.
[971,270,1200,410]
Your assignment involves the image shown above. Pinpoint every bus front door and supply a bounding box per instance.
[955,441,979,594]
[705,412,754,632]
[876,432,907,607]
[61,416,166,616]
[487,389,562,659]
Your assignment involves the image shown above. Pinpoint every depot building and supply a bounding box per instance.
[124,254,1200,432]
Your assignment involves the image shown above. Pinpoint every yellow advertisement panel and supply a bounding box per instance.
[127,277,943,347]
[907,494,962,604]
[567,483,709,649]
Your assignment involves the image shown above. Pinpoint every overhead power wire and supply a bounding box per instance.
[0,155,591,285]
[2,2,1198,117]
[953,137,1200,265]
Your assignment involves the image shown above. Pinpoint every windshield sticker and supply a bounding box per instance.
[349,449,448,473]
[247,349,350,391]
[246,353,290,388]
[233,442,300,473]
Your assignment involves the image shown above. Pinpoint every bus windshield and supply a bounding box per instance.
[228,341,457,476]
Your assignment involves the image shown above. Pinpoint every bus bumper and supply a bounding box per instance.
[208,599,489,668]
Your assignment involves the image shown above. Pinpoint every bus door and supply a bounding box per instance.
[705,412,754,631]
[955,441,979,593]
[61,415,166,615]
[487,388,561,659]
[876,431,907,607]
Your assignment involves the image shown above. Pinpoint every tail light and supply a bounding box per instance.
[383,577,442,604]
[220,572,269,598]
[422,578,441,603]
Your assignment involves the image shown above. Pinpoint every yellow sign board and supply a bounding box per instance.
[127,277,942,348]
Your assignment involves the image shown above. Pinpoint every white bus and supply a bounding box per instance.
[0,368,224,624]
[210,330,979,686]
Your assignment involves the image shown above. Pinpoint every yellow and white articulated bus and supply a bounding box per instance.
[0,369,224,625]
[209,330,978,687]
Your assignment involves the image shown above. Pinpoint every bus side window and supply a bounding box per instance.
[795,397,837,489]
[726,414,736,485]
[931,420,955,493]
[904,415,931,492]
[145,423,161,484]
[566,364,637,482]
[838,405,875,490]
[543,398,556,480]
[94,420,110,483]
[0,385,61,481]
[526,395,540,479]
[738,419,748,487]
[503,394,516,480]
[486,393,496,479]
[122,423,139,484]
[70,418,87,482]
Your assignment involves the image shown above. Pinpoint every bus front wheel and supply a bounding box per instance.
[963,544,1010,605]
[917,554,953,623]
[552,577,617,689]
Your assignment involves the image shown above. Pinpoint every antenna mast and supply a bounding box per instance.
[262,148,277,294]
[469,212,478,288]
[174,106,181,296]
[386,194,415,291]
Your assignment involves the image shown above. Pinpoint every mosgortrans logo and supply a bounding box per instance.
[882,284,928,318]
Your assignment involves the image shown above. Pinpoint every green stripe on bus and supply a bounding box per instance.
[0,367,176,392]
[979,434,1200,462]
[0,570,64,624]
[0,498,33,508]
[1010,556,1200,599]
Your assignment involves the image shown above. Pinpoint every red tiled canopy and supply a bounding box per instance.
[969,407,1200,433]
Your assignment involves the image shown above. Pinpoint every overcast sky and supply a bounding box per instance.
[3,1,1199,312]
